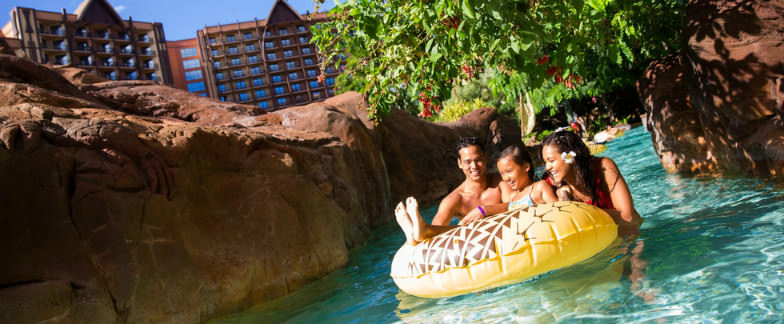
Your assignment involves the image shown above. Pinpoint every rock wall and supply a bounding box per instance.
[638,0,784,175]
[0,54,520,322]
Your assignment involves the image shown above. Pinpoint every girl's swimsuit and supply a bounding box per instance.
[507,193,534,210]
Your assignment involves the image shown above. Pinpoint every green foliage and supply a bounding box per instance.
[435,98,490,122]
[311,0,685,122]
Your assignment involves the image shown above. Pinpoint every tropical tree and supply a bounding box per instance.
[311,0,685,123]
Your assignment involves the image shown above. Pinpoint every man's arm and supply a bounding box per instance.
[431,192,460,226]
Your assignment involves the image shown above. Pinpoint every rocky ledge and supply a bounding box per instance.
[637,0,784,176]
[0,54,520,322]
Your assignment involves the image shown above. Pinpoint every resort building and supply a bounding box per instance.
[195,0,344,110]
[167,38,208,97]
[1,0,172,84]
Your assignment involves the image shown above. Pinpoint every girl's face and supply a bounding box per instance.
[542,144,571,184]
[496,156,530,190]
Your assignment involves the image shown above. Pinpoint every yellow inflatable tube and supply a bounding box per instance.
[390,201,618,298]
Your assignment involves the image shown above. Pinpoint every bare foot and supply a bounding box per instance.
[395,202,415,246]
[406,197,426,242]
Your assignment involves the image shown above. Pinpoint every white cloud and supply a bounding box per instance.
[114,5,126,13]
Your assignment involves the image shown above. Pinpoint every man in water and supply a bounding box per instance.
[431,137,504,225]
[394,137,505,245]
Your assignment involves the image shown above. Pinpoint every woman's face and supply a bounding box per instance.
[497,156,530,190]
[542,144,571,184]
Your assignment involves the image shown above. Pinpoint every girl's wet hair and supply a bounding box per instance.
[540,131,597,202]
[497,145,536,181]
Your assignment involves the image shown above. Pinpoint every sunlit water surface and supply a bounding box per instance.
[217,127,784,323]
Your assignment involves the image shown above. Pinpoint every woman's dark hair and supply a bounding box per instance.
[456,136,484,153]
[540,131,596,202]
[497,145,536,181]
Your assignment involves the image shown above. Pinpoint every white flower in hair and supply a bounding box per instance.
[561,151,577,164]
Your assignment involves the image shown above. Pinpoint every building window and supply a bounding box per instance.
[181,47,198,58]
[259,101,269,109]
[327,89,334,95]
[126,71,137,80]
[148,72,157,81]
[250,66,261,75]
[291,83,301,91]
[265,31,271,37]
[209,38,216,44]
[243,32,253,40]
[236,81,247,89]
[218,84,227,93]
[265,41,274,49]
[297,25,306,33]
[275,86,284,94]
[304,58,314,65]
[104,71,116,80]
[299,36,308,43]
[326,66,334,73]
[272,75,282,83]
[76,27,88,36]
[248,55,258,63]
[97,29,109,38]
[200,93,207,97]
[239,92,250,101]
[270,64,279,72]
[187,81,206,92]
[281,39,291,46]
[183,59,200,69]
[233,69,243,77]
[302,47,311,54]
[267,53,277,60]
[326,77,335,86]
[309,80,319,88]
[228,46,238,54]
[211,49,219,56]
[213,61,221,68]
[278,97,287,105]
[288,72,299,80]
[255,89,266,97]
[231,58,241,66]
[253,78,264,86]
[279,28,288,35]
[226,35,236,42]
[216,72,224,80]
[185,70,203,81]
[220,96,227,101]
[286,61,296,69]
[284,50,294,57]
[312,91,321,99]
[245,44,256,51]
[307,69,317,77]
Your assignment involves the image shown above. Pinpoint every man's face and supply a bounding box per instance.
[457,145,486,181]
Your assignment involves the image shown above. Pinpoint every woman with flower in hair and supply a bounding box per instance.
[540,131,641,235]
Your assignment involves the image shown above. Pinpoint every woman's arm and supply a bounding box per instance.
[599,157,642,230]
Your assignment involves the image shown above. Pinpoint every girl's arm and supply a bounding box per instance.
[533,180,558,204]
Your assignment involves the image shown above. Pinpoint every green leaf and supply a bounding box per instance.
[461,0,475,19]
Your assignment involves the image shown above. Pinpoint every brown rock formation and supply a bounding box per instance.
[638,0,784,175]
[0,54,521,322]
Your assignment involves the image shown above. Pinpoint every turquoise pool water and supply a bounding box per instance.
[219,127,784,323]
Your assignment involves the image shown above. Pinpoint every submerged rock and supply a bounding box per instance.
[638,0,784,175]
[0,54,520,322]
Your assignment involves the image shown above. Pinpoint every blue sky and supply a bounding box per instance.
[2,0,336,41]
